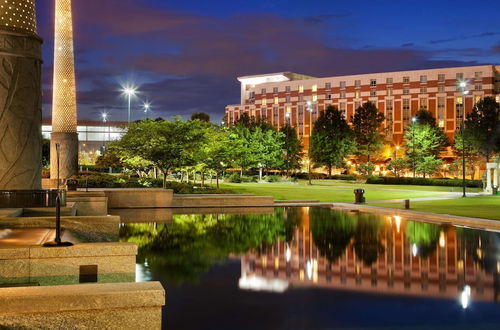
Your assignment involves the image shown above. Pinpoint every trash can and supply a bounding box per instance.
[404,199,410,209]
[354,189,365,204]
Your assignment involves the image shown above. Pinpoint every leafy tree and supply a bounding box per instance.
[387,158,408,177]
[358,162,375,177]
[415,155,442,178]
[95,149,124,169]
[352,214,385,266]
[351,102,385,163]
[204,125,232,188]
[112,119,206,188]
[405,222,441,259]
[404,118,447,177]
[464,97,500,162]
[280,123,303,176]
[310,106,356,177]
[454,125,483,179]
[414,108,437,126]
[190,112,211,122]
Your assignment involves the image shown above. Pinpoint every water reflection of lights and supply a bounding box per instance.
[239,275,289,293]
[306,259,318,282]
[394,216,401,233]
[412,243,418,257]
[135,263,152,283]
[461,285,471,309]
[285,244,291,262]
[439,231,446,248]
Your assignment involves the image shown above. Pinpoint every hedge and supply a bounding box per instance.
[366,176,483,188]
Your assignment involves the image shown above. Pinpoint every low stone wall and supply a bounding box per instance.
[0,242,136,286]
[102,188,174,208]
[171,194,274,207]
[0,281,165,330]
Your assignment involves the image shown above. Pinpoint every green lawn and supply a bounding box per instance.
[220,180,481,203]
[373,196,500,220]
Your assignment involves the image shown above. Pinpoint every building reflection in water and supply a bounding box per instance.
[240,207,500,306]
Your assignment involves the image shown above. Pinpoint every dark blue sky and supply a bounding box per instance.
[36,0,500,122]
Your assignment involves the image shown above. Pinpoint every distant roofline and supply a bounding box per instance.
[241,64,498,84]
[42,119,128,127]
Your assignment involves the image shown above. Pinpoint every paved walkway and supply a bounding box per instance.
[368,192,484,204]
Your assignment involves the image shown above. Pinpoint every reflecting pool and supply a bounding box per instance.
[120,207,500,330]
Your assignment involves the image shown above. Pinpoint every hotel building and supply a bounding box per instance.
[225,65,500,152]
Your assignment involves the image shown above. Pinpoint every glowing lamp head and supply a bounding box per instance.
[459,81,467,88]
[412,117,417,123]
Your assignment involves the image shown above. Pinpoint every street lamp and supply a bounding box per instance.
[411,117,417,177]
[143,101,151,113]
[458,80,469,198]
[122,86,137,124]
[101,112,108,123]
[306,101,313,184]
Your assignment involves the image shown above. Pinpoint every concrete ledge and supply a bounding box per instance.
[331,203,500,231]
[22,201,77,217]
[172,195,274,207]
[67,195,109,216]
[102,188,173,208]
[0,243,137,286]
[0,208,22,218]
[0,282,165,329]
[0,215,120,242]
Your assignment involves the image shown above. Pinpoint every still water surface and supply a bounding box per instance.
[120,207,500,330]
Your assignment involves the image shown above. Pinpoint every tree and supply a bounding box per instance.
[204,125,232,188]
[310,106,356,177]
[415,155,442,178]
[42,138,50,168]
[387,158,407,177]
[280,124,303,176]
[463,97,500,162]
[454,125,483,179]
[414,108,437,126]
[404,118,447,177]
[95,149,124,169]
[351,102,385,163]
[112,119,206,188]
[190,112,211,122]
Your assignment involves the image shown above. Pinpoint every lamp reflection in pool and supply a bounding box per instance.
[461,285,471,309]
[285,243,291,263]
[412,243,418,257]
[394,216,401,233]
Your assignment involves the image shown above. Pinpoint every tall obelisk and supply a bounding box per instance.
[51,0,78,181]
[0,0,43,189]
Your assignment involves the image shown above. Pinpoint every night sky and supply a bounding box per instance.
[35,0,500,123]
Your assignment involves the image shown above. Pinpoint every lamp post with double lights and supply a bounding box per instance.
[143,101,151,114]
[459,81,469,198]
[122,86,137,124]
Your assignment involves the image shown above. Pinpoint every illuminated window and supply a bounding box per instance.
[438,74,445,82]
[456,96,463,105]
[475,95,482,104]
[312,84,318,92]
[312,94,318,102]
[387,88,393,96]
[274,97,279,104]
[262,98,267,105]
[403,76,410,84]
[420,98,428,110]
[370,79,377,87]
[299,85,304,93]
[420,75,427,83]
[355,91,360,98]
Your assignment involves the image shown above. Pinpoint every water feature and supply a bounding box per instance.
[119,206,500,329]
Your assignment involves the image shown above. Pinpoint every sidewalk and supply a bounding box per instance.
[368,192,484,204]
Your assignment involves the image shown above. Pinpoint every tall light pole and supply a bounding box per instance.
[459,81,469,197]
[143,101,151,113]
[123,87,136,124]
[101,112,108,123]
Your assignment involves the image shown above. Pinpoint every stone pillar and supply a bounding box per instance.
[50,132,79,180]
[51,0,79,181]
[0,1,43,190]
[494,167,499,189]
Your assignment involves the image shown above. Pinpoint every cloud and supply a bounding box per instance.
[429,32,500,44]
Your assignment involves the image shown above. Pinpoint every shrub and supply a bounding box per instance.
[265,175,283,182]
[366,176,482,188]
[330,175,357,181]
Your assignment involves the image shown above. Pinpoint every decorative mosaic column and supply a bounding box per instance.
[50,0,79,180]
[0,0,43,189]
